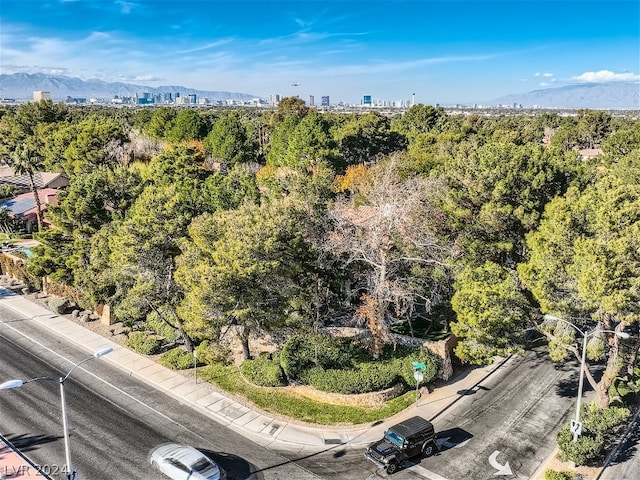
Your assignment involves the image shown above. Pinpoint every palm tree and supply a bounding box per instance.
[10,142,44,232]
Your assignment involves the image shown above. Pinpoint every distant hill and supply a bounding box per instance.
[0,73,261,102]
[490,82,640,110]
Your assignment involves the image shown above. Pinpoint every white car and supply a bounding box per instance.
[149,443,226,480]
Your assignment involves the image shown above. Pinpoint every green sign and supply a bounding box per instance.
[412,361,426,371]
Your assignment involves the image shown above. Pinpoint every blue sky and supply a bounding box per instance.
[1,0,638,104]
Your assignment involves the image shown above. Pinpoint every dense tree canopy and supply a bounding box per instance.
[0,101,634,396]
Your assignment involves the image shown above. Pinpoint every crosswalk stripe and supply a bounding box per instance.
[407,464,450,480]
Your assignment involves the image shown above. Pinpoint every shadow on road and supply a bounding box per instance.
[435,427,473,454]
[200,448,264,480]
[3,432,61,453]
[606,417,640,466]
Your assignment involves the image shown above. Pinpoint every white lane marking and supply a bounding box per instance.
[407,464,451,480]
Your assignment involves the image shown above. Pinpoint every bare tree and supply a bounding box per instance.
[324,156,451,353]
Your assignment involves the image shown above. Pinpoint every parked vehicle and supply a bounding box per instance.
[364,416,437,474]
[149,443,226,480]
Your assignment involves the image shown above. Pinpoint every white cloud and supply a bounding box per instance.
[542,72,553,77]
[118,74,165,82]
[572,70,640,83]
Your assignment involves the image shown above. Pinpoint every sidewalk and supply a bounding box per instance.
[0,435,52,479]
[0,288,505,453]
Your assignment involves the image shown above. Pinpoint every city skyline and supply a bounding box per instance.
[1,0,638,105]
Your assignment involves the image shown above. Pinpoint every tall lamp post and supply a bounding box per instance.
[543,314,629,441]
[0,347,113,480]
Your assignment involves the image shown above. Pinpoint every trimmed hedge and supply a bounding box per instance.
[280,333,355,381]
[304,362,399,394]
[240,354,287,387]
[277,335,441,394]
[124,331,162,355]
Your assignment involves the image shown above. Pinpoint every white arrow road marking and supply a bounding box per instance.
[489,450,513,476]
[435,437,472,449]
[407,464,450,480]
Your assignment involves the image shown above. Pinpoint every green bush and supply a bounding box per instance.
[609,367,640,405]
[159,347,195,370]
[124,331,162,355]
[392,348,440,386]
[557,402,631,465]
[195,340,232,365]
[304,362,399,394]
[240,354,287,387]
[280,333,356,381]
[543,469,577,480]
[557,427,603,466]
[145,310,180,342]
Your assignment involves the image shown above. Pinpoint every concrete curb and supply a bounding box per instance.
[0,287,508,452]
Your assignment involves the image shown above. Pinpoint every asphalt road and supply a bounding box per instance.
[285,350,579,480]
[598,406,640,480]
[0,305,321,480]
[1,299,602,480]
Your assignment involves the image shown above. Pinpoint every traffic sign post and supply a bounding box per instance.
[412,362,425,405]
[570,419,582,438]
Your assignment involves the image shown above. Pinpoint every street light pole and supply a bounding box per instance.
[543,314,630,441]
[574,333,588,442]
[0,347,113,480]
[59,376,75,480]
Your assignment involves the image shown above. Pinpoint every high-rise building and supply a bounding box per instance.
[362,95,372,106]
[33,91,51,102]
[309,95,314,106]
[321,95,330,106]
[188,94,197,104]
[269,94,280,106]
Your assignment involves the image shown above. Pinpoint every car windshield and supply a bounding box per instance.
[192,458,214,473]
[384,430,405,447]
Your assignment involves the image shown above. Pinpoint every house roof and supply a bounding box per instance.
[0,164,68,189]
[0,188,59,218]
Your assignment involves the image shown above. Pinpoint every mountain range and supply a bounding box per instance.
[0,73,260,102]
[0,73,638,109]
[490,82,639,110]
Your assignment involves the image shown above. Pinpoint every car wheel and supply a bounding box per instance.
[386,461,398,475]
[422,442,435,457]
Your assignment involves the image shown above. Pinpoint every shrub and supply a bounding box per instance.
[159,347,195,370]
[395,352,439,386]
[48,296,70,314]
[124,331,162,355]
[544,469,578,480]
[280,333,356,381]
[195,340,232,366]
[304,362,399,394]
[145,310,180,342]
[240,353,287,387]
[557,402,631,465]
[557,427,603,466]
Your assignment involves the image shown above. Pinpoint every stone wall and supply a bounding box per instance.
[288,383,405,408]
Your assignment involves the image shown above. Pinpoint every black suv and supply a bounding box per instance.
[364,416,436,474]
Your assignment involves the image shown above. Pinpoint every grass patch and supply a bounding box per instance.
[199,363,416,425]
